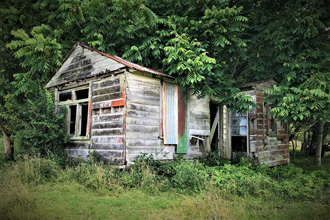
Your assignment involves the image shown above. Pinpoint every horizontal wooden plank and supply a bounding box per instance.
[92,99,125,109]
[92,121,123,129]
[126,131,159,139]
[92,85,122,96]
[189,120,210,127]
[189,124,210,130]
[90,143,124,150]
[128,83,160,92]
[189,129,210,136]
[126,125,158,133]
[92,150,123,158]
[92,136,124,143]
[127,110,159,119]
[126,139,162,147]
[92,78,120,89]
[127,103,160,113]
[92,114,123,122]
[91,128,124,136]
[126,117,159,126]
[126,146,174,154]
[189,112,210,120]
[92,92,123,102]
[127,87,160,99]
[127,95,160,106]
[127,72,160,85]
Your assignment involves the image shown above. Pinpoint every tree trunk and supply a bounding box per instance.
[0,123,13,160]
[314,121,325,166]
[323,123,330,145]
[310,126,317,155]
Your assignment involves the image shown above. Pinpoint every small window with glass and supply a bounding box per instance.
[231,111,248,152]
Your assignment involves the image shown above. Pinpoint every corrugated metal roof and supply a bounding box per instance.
[77,42,174,79]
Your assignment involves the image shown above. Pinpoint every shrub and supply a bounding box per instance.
[171,160,209,192]
[13,89,68,158]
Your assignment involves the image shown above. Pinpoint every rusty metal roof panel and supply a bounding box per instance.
[78,42,174,79]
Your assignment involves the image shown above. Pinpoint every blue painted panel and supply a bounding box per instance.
[165,83,177,144]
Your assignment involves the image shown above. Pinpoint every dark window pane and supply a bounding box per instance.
[80,104,88,136]
[59,92,72,101]
[69,105,77,134]
[76,89,89,100]
[232,127,239,135]
[232,118,239,126]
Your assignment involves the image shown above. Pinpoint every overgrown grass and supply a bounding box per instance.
[0,137,6,170]
[0,152,329,219]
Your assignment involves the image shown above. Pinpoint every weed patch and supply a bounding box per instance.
[0,154,329,219]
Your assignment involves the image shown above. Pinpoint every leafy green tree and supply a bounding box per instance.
[236,0,330,165]
[1,0,329,166]
[0,0,254,158]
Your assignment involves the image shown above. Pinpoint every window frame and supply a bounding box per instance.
[57,85,91,140]
[231,111,248,137]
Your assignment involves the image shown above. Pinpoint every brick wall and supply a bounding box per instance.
[249,83,290,166]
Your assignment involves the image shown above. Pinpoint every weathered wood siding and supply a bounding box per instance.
[125,71,174,164]
[186,92,210,157]
[89,74,126,164]
[47,45,125,87]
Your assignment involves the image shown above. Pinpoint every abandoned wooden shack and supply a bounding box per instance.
[47,43,290,166]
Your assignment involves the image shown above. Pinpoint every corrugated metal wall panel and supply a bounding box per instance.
[164,82,178,144]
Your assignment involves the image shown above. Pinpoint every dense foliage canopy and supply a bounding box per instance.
[0,0,329,160]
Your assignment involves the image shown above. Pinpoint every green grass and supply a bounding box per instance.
[290,150,330,171]
[0,137,5,169]
[1,181,328,220]
[0,148,329,219]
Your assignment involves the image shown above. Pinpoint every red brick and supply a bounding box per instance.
[257,96,262,102]
[278,145,289,150]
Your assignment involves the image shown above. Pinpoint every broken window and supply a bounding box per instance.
[57,87,90,138]
[76,89,89,100]
[59,92,72,101]
[231,111,248,152]
[69,105,77,134]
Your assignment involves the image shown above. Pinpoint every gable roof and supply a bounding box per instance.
[46,42,173,88]
[78,43,172,78]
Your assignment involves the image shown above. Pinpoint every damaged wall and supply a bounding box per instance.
[221,80,290,166]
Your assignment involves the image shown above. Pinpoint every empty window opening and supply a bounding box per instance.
[210,102,219,151]
[76,89,89,100]
[69,106,77,134]
[59,92,72,102]
[231,136,247,152]
[80,104,88,136]
[231,111,248,152]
